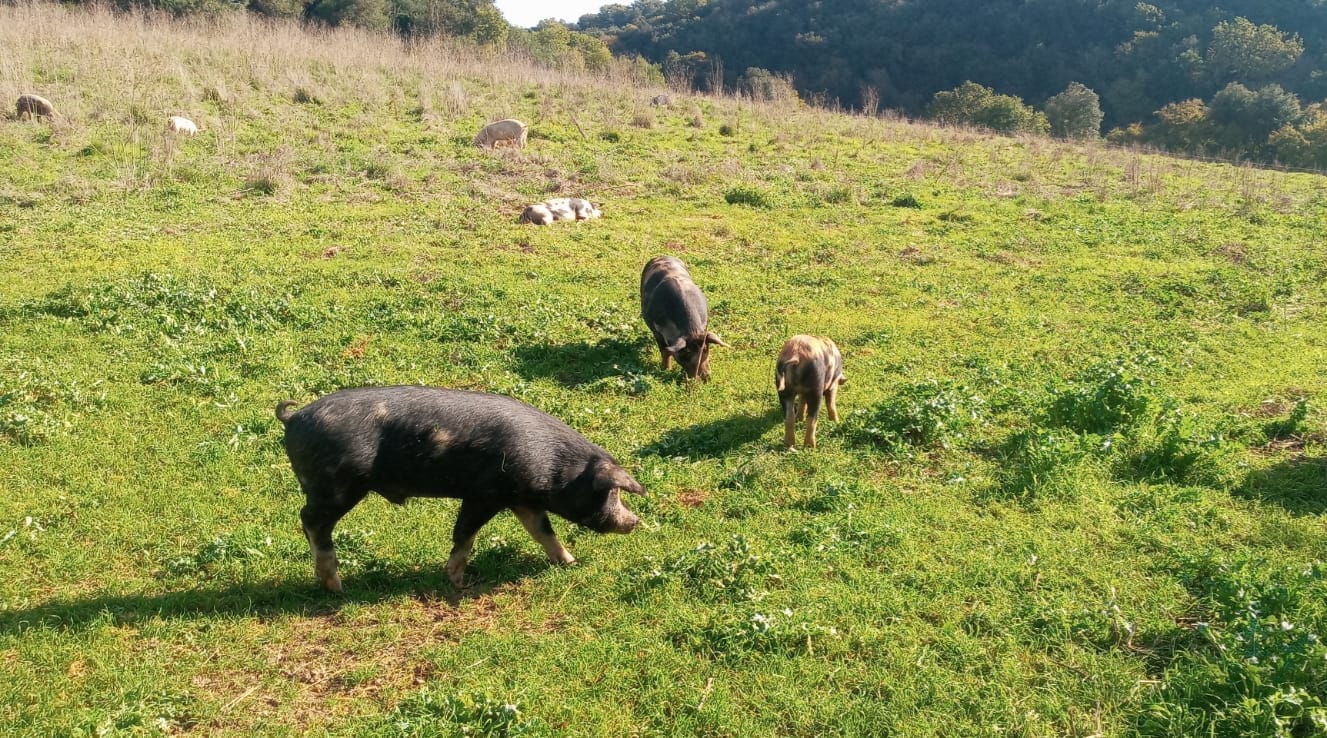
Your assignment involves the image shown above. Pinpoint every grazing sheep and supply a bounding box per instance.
[166,115,199,136]
[519,197,602,225]
[651,94,672,107]
[16,93,56,120]
[474,118,528,149]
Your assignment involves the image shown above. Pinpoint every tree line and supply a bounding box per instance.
[575,0,1327,167]
[86,0,635,77]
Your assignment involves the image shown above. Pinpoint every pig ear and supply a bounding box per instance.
[705,332,730,348]
[666,337,687,355]
[595,463,644,494]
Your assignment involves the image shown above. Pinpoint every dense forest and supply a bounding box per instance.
[576,0,1327,166]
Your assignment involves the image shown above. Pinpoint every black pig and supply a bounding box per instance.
[640,256,729,381]
[276,386,642,592]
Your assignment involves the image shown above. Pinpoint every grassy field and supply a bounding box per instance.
[2,3,1326,736]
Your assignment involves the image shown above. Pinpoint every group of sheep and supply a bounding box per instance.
[15,92,199,136]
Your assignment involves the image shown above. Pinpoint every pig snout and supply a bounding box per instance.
[613,507,640,533]
[585,499,640,534]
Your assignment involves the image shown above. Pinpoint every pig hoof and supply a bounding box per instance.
[550,552,576,566]
[319,573,343,593]
[446,559,469,589]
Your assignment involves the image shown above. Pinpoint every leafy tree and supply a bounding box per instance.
[1206,17,1303,83]
[928,81,1046,135]
[739,67,798,103]
[1269,110,1327,169]
[1151,98,1213,152]
[928,81,995,126]
[1208,82,1304,150]
[1044,82,1103,139]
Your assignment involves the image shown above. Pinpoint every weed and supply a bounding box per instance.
[370,690,547,738]
[890,192,922,208]
[845,379,985,453]
[0,362,105,445]
[681,606,841,660]
[1141,555,1327,737]
[1047,355,1162,433]
[723,186,776,208]
[80,689,196,736]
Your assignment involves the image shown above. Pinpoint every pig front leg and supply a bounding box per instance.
[512,506,575,566]
[446,498,503,588]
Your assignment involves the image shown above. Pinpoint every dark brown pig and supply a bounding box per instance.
[640,256,729,381]
[775,335,846,448]
[276,386,642,592]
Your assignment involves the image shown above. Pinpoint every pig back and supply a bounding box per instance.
[283,386,607,499]
[640,256,709,340]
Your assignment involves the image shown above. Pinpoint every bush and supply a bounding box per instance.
[1047,356,1160,433]
[1044,82,1103,140]
[928,81,1048,135]
[845,379,985,452]
[724,186,775,208]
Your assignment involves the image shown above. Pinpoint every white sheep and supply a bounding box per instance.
[166,115,199,136]
[474,118,528,149]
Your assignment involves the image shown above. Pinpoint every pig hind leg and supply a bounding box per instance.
[825,382,841,422]
[780,389,799,448]
[446,497,504,588]
[512,506,575,566]
[802,390,824,448]
[299,481,369,593]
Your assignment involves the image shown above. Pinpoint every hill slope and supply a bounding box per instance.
[2,4,1326,736]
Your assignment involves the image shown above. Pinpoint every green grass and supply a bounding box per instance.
[1,4,1326,736]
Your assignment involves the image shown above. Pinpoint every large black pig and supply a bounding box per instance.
[276,386,642,592]
[639,256,729,381]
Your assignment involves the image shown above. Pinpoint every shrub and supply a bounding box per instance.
[724,186,776,208]
[1044,82,1104,140]
[929,81,1048,135]
[845,379,985,452]
[1046,356,1161,433]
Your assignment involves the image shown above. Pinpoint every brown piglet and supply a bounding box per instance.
[775,335,846,448]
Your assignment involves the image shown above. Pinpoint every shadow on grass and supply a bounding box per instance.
[510,337,653,387]
[0,547,547,634]
[1235,453,1327,516]
[642,408,783,459]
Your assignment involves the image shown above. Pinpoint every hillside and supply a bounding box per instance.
[2,3,1326,736]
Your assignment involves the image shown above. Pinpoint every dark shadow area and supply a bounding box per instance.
[0,547,548,635]
[510,337,653,387]
[1235,454,1327,516]
[642,408,783,459]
